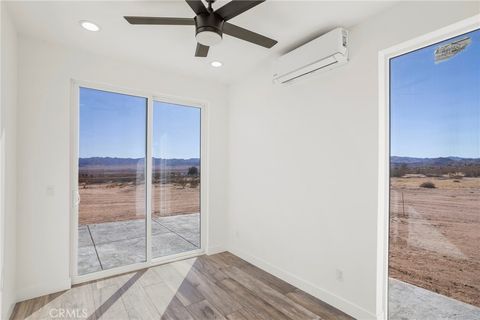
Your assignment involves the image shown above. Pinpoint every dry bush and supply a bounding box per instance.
[189,180,199,188]
[420,181,436,188]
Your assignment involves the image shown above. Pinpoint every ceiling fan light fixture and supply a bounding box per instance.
[196,30,222,46]
[211,61,222,67]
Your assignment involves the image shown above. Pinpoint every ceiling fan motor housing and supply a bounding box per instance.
[194,13,224,46]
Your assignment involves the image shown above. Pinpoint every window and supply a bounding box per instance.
[388,28,479,318]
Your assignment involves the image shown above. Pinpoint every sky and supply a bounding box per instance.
[79,88,200,159]
[390,28,480,158]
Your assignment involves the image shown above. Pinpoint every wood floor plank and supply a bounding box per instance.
[173,255,228,284]
[160,297,195,320]
[222,266,320,320]
[175,279,206,306]
[212,252,296,294]
[225,310,249,320]
[217,278,291,320]
[56,283,96,319]
[216,252,251,269]
[138,266,165,287]
[153,263,188,287]
[120,279,159,319]
[208,252,243,269]
[239,263,297,294]
[90,281,129,320]
[286,289,354,320]
[143,282,178,316]
[153,263,205,306]
[175,263,243,316]
[10,293,56,320]
[227,308,269,320]
[192,255,230,283]
[10,297,36,320]
[187,300,226,320]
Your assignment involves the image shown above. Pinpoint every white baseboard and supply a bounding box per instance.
[228,247,377,320]
[16,277,71,303]
[206,245,226,255]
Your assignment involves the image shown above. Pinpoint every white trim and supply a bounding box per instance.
[377,14,480,320]
[206,246,225,255]
[229,247,376,320]
[70,80,208,284]
[200,101,209,252]
[69,80,79,279]
[16,277,71,302]
[146,95,153,263]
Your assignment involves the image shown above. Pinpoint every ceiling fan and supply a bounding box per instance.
[124,0,277,57]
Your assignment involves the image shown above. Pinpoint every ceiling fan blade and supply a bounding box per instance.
[223,22,277,48]
[185,0,208,15]
[195,43,209,57]
[215,0,265,21]
[124,16,195,25]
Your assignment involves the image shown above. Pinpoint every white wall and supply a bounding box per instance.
[226,2,479,319]
[0,4,18,319]
[15,36,229,301]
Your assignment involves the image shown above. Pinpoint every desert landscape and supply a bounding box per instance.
[78,157,200,225]
[389,157,480,307]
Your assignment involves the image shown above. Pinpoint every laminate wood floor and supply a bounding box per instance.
[11,252,354,320]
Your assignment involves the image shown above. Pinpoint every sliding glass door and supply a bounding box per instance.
[75,86,202,278]
[77,88,147,275]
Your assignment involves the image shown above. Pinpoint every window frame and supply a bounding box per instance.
[377,14,480,320]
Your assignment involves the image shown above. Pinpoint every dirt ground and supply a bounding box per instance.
[79,183,200,224]
[389,177,480,307]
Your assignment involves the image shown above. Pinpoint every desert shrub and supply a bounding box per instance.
[188,166,199,176]
[391,164,408,177]
[189,179,199,188]
[420,182,436,188]
[176,179,188,189]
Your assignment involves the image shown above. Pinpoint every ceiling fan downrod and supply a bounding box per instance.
[206,0,215,13]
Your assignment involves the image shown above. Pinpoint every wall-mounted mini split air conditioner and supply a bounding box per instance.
[272,28,349,84]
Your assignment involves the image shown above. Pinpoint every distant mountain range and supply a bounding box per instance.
[391,156,480,167]
[79,157,200,168]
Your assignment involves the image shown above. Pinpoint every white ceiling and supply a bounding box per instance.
[7,1,397,84]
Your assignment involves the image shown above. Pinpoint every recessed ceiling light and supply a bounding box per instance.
[80,20,100,32]
[211,61,222,68]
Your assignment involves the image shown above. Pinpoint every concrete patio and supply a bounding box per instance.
[389,278,480,320]
[77,213,200,275]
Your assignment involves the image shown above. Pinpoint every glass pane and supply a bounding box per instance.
[389,29,480,318]
[152,101,201,258]
[78,87,147,275]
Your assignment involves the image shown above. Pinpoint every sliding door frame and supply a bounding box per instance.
[377,14,480,320]
[69,80,208,284]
